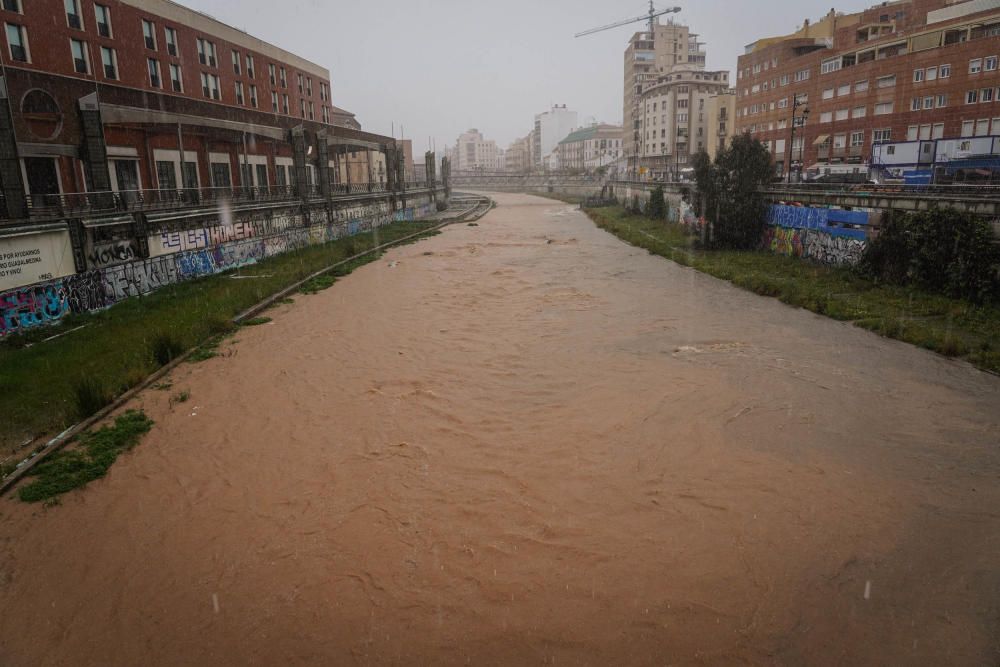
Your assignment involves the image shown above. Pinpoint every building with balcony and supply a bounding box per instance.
[736,0,1000,180]
[556,124,623,172]
[705,90,737,159]
[636,68,731,178]
[624,20,707,176]
[505,135,532,173]
[451,129,502,171]
[0,0,399,222]
[533,105,578,169]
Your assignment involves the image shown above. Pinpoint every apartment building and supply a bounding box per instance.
[556,124,623,172]
[505,135,531,173]
[705,91,737,159]
[636,68,730,177]
[0,0,390,219]
[533,105,578,168]
[736,0,1000,179]
[624,20,707,173]
[452,129,502,171]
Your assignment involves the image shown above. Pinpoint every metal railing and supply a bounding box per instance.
[24,185,300,218]
[764,183,1000,198]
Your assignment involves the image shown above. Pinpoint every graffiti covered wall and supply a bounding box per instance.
[763,205,869,267]
[0,196,436,338]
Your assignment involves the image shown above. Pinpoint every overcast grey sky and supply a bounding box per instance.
[188,0,874,151]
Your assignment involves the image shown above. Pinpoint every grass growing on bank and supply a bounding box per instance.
[17,410,154,503]
[586,206,1000,374]
[0,221,439,454]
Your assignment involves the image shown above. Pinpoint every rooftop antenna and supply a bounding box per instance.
[574,2,681,39]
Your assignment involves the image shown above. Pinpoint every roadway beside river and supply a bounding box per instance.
[1,193,998,665]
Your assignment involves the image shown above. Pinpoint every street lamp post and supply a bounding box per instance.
[786,97,810,184]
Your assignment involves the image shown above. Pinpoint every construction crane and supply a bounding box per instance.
[574,2,682,38]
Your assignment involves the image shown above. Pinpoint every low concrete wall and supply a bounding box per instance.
[0,191,440,338]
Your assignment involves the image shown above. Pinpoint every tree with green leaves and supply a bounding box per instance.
[648,185,666,220]
[692,134,774,250]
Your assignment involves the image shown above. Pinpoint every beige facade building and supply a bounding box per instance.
[636,68,731,178]
[505,135,532,173]
[624,20,707,174]
[452,128,502,171]
[556,124,624,172]
[705,90,737,159]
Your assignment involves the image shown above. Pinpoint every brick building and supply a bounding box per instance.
[0,0,400,220]
[736,0,1000,180]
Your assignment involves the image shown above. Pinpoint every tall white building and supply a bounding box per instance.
[533,105,579,169]
[452,129,502,171]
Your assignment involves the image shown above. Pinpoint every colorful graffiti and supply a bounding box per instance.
[0,199,433,338]
[763,205,869,266]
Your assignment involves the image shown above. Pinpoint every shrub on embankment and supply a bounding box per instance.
[859,208,1000,304]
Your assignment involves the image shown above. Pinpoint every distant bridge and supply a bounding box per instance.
[452,173,1000,217]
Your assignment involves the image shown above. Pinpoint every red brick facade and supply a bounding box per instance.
[736,0,1000,176]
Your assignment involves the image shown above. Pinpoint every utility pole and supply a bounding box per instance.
[786,96,810,184]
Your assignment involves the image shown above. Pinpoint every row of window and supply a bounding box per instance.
[1,4,328,102]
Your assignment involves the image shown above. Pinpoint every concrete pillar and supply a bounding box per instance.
[78,93,113,198]
[0,77,27,219]
[316,130,330,199]
[291,126,309,199]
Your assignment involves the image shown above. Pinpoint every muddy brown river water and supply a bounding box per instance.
[1,193,999,665]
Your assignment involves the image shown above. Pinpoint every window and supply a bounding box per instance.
[2,0,21,13]
[308,101,314,120]
[986,56,998,72]
[322,106,329,123]
[877,74,896,88]
[147,58,160,88]
[95,4,111,37]
[268,63,276,86]
[855,80,869,93]
[821,57,841,74]
[835,108,849,121]
[937,94,948,108]
[169,63,182,92]
[232,49,240,75]
[6,23,26,61]
[306,77,312,96]
[201,72,220,100]
[297,73,303,94]
[919,125,931,140]
[853,106,866,119]
[197,38,216,67]
[926,66,937,81]
[794,68,810,82]
[992,118,1000,135]
[932,123,944,139]
[832,134,846,149]
[165,27,177,56]
[911,98,922,111]
[838,84,851,97]
[874,102,893,115]
[65,0,81,30]
[320,82,327,102]
[142,19,156,50]
[820,111,833,123]
[280,67,287,87]
[971,58,986,75]
[908,125,919,141]
[873,128,891,143]
[967,90,979,104]
[246,55,254,78]
[101,46,116,79]
[822,88,834,100]
[234,81,244,105]
[940,64,951,78]
[850,131,864,147]
[913,69,924,82]
[156,161,176,190]
[70,39,88,73]
[923,96,933,110]
[962,120,975,136]
[299,98,305,117]
[976,119,990,136]
[983,88,995,103]
[780,74,789,86]
[282,93,289,114]
[271,91,278,112]
[249,84,257,108]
